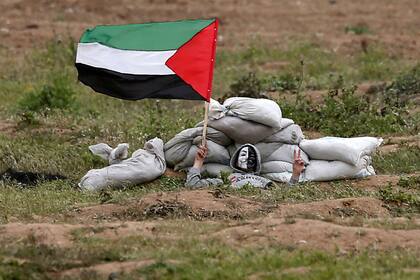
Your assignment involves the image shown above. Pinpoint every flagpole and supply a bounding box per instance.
[201,101,209,147]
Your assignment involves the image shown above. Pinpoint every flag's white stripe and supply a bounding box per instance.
[76,42,176,75]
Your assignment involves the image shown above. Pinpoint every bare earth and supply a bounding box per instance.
[0,0,419,60]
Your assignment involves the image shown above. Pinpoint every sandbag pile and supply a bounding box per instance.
[165,97,382,183]
[165,97,309,182]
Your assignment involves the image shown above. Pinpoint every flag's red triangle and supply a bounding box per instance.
[166,20,218,101]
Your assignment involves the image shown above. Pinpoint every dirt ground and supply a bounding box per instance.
[1,0,419,60]
[1,189,419,255]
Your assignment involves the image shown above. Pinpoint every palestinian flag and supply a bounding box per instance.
[75,19,218,101]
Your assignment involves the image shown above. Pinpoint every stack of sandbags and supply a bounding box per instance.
[299,137,383,181]
[165,98,309,181]
[165,97,382,184]
[164,126,232,171]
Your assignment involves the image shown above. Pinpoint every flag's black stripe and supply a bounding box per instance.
[75,63,205,101]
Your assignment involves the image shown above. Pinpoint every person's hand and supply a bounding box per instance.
[292,148,305,178]
[193,145,208,169]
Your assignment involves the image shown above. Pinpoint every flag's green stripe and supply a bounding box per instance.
[80,19,214,51]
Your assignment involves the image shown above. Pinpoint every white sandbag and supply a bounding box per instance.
[165,141,192,167]
[208,98,227,120]
[256,143,310,165]
[302,156,375,182]
[174,140,230,171]
[261,161,293,174]
[263,124,304,144]
[199,116,277,144]
[279,118,295,128]
[223,97,282,128]
[263,172,293,183]
[202,163,234,177]
[227,144,241,157]
[79,138,166,191]
[164,127,231,167]
[165,127,231,149]
[300,137,383,165]
[89,143,129,165]
[89,143,112,160]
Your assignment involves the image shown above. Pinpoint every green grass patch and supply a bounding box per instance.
[379,183,420,216]
[345,24,371,35]
[374,146,420,175]
[218,181,372,205]
[281,86,416,137]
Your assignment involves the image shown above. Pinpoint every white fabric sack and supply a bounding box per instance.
[79,138,166,191]
[89,143,129,165]
[261,161,293,174]
[165,127,231,149]
[208,98,228,120]
[279,118,295,128]
[227,144,241,157]
[223,97,282,128]
[302,156,375,182]
[263,172,293,183]
[300,136,383,165]
[199,116,277,144]
[202,163,234,177]
[174,140,230,171]
[164,127,231,167]
[165,141,191,167]
[256,143,310,165]
[263,124,304,144]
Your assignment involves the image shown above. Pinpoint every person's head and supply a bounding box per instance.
[236,146,257,172]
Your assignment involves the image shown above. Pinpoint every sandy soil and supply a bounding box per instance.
[212,217,420,252]
[68,189,265,223]
[1,188,419,277]
[0,0,419,59]
[0,193,417,253]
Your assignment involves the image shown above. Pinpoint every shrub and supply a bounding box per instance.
[265,73,301,93]
[383,64,420,107]
[228,72,264,98]
[281,85,413,136]
[18,74,76,112]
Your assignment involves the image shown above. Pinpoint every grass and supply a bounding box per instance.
[0,176,187,224]
[215,41,411,93]
[345,24,371,35]
[1,36,420,279]
[1,231,420,280]
[374,146,420,175]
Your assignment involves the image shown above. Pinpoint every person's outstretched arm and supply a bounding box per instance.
[289,148,305,185]
[185,145,223,188]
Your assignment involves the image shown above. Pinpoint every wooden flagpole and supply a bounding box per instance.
[201,18,218,148]
[201,101,209,147]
